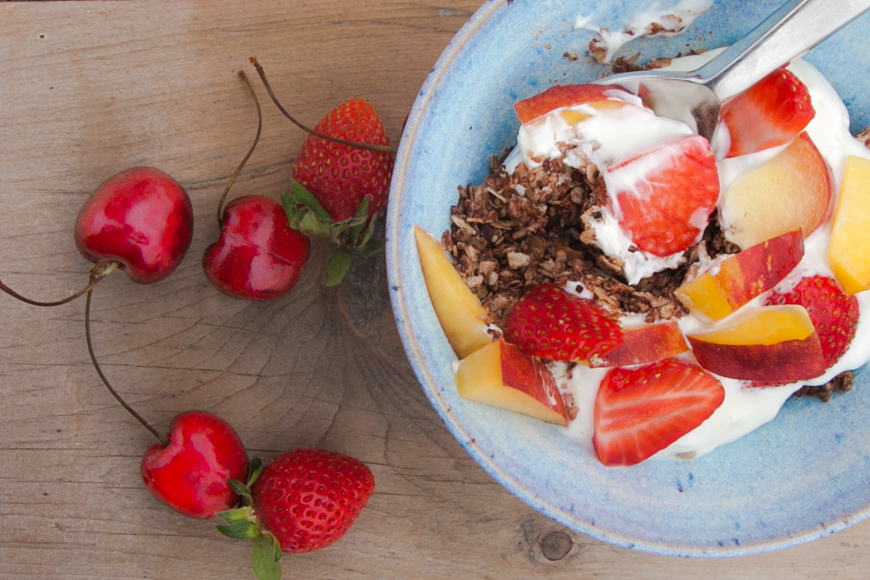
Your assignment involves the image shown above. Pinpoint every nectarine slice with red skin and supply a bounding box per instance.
[414,225,494,358]
[688,305,826,381]
[675,229,804,321]
[589,321,688,368]
[513,84,630,124]
[454,339,568,426]
[720,132,833,250]
[828,155,870,295]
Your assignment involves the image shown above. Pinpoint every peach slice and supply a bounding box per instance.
[589,321,688,368]
[414,225,494,358]
[675,230,804,321]
[687,305,826,381]
[828,155,870,295]
[513,84,629,124]
[719,132,833,249]
[454,339,568,426]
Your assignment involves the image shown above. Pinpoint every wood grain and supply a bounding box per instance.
[1,1,869,578]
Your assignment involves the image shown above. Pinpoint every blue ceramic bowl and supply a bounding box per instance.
[386,0,870,556]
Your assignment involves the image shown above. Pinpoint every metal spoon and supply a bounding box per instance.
[595,0,870,141]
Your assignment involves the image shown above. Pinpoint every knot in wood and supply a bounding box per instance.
[540,530,572,561]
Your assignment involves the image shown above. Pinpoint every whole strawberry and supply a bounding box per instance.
[766,275,859,368]
[505,283,623,362]
[282,98,395,285]
[217,449,375,580]
[291,98,393,223]
[253,448,374,554]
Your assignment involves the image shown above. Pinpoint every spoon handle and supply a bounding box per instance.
[701,0,870,102]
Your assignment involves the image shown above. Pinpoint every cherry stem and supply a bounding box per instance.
[249,55,398,154]
[84,283,168,446]
[216,71,263,229]
[0,261,119,307]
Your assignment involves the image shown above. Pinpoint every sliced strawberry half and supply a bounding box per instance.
[720,66,815,158]
[766,275,859,369]
[593,359,725,466]
[605,134,719,257]
[504,283,623,362]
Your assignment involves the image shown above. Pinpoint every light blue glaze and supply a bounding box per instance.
[386,0,870,556]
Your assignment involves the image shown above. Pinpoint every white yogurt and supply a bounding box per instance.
[511,55,870,460]
[505,88,699,284]
[575,0,714,63]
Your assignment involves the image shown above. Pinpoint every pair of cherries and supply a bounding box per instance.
[77,165,309,300]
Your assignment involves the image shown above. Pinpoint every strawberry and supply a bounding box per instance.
[504,283,623,362]
[217,449,375,580]
[593,359,725,466]
[290,97,393,223]
[606,134,719,257]
[766,275,859,369]
[283,98,395,285]
[720,66,815,158]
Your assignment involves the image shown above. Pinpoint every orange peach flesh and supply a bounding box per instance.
[414,225,494,359]
[828,155,870,295]
[455,340,568,426]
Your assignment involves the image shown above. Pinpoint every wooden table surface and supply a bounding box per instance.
[2,1,869,579]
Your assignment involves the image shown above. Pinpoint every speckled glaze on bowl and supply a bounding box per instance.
[386,0,870,556]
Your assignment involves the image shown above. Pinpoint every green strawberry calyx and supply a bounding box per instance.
[282,182,385,286]
[217,458,283,580]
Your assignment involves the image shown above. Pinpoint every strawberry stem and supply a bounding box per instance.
[0,261,119,307]
[217,71,263,228]
[249,56,398,154]
[84,281,167,446]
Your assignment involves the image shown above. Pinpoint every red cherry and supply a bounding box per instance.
[202,195,310,301]
[75,167,194,284]
[141,411,249,520]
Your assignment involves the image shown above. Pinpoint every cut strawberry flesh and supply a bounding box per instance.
[721,66,815,158]
[593,359,724,466]
[606,134,720,257]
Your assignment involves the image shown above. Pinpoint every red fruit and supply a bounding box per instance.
[606,134,719,257]
[141,411,249,519]
[75,167,194,284]
[766,275,859,369]
[252,448,375,554]
[203,196,310,301]
[504,283,623,362]
[593,359,725,466]
[513,84,624,123]
[721,66,815,158]
[291,98,393,223]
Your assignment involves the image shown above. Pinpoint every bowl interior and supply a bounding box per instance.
[387,0,870,556]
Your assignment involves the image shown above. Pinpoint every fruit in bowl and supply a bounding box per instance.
[388,0,870,556]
